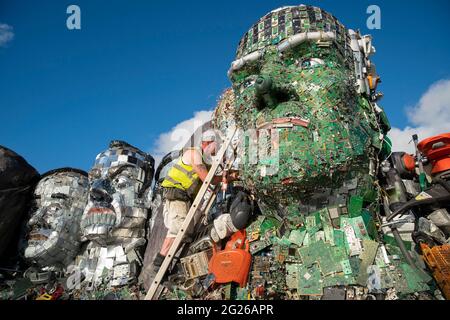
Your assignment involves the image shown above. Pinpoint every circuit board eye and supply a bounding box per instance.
[299,58,325,69]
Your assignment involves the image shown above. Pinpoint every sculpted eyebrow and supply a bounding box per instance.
[51,193,69,199]
[108,164,134,179]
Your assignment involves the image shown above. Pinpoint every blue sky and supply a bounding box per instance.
[1,0,449,173]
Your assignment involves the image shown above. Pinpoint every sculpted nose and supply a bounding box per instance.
[255,76,275,105]
[255,75,290,110]
[255,75,271,89]
[90,180,112,203]
[28,209,43,227]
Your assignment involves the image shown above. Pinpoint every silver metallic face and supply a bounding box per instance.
[24,169,89,268]
[81,141,155,246]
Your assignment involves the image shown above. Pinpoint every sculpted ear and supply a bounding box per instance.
[137,152,155,200]
[142,187,153,210]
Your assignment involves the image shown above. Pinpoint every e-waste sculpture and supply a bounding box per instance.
[23,168,89,268]
[161,5,442,300]
[70,141,155,298]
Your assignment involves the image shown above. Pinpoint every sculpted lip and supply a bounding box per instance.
[87,207,115,215]
[257,117,310,130]
[28,229,51,241]
[29,233,48,241]
[82,204,117,230]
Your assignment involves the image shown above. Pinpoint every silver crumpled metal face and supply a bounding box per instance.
[81,141,155,247]
[70,141,155,292]
[24,168,89,268]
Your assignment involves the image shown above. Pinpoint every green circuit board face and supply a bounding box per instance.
[232,45,374,197]
[226,5,387,207]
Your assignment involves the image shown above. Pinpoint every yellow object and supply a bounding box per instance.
[36,293,53,300]
[367,74,380,90]
[161,148,201,195]
[421,243,450,300]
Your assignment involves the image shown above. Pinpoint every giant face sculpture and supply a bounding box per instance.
[228,5,390,208]
[82,141,155,246]
[24,168,89,268]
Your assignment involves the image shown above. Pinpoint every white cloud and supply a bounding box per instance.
[388,79,450,154]
[0,23,14,47]
[151,110,213,166]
